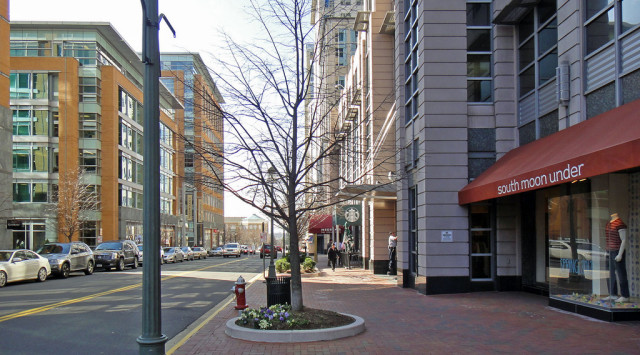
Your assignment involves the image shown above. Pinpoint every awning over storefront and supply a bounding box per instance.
[336,183,397,200]
[308,214,333,234]
[459,98,640,205]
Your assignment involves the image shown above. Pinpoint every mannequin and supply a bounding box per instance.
[603,213,630,303]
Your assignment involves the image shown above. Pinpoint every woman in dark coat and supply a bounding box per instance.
[327,243,338,271]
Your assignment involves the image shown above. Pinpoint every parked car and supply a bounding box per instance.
[93,240,139,271]
[210,247,224,257]
[549,240,608,263]
[137,245,165,265]
[223,243,241,258]
[36,242,95,278]
[248,246,255,255]
[180,246,195,261]
[191,247,207,259]
[259,244,273,259]
[163,247,185,263]
[240,245,249,255]
[276,246,282,252]
[0,249,51,287]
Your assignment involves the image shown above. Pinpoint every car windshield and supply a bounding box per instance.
[0,251,13,262]
[37,244,70,254]
[164,248,174,252]
[225,244,238,248]
[181,247,190,251]
[138,246,143,251]
[95,242,123,251]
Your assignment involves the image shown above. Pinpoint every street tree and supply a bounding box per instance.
[171,0,398,311]
[47,168,100,243]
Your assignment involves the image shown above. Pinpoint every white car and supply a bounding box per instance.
[222,243,241,258]
[0,249,51,287]
[137,245,165,265]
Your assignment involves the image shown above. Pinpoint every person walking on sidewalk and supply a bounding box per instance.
[328,243,339,271]
[388,232,398,275]
[326,239,333,266]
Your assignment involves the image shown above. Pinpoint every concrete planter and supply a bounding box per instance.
[225,313,365,343]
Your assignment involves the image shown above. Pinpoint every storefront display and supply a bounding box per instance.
[546,173,639,317]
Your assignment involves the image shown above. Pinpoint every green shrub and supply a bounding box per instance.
[302,257,316,273]
[275,258,290,273]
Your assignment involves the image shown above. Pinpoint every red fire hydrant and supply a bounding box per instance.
[232,275,248,310]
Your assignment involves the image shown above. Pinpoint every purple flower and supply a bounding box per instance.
[279,317,285,322]
[284,312,289,317]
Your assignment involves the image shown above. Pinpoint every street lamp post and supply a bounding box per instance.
[267,167,277,278]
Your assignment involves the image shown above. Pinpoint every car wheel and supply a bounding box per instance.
[0,271,6,287]
[84,260,95,275]
[116,258,125,271]
[37,267,48,282]
[132,257,138,269]
[60,263,70,278]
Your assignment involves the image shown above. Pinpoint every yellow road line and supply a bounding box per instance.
[166,273,264,355]
[0,258,245,323]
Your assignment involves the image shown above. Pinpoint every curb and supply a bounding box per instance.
[224,313,365,343]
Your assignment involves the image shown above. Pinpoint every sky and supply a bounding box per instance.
[10,0,262,218]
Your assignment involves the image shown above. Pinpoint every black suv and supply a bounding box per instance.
[93,240,139,271]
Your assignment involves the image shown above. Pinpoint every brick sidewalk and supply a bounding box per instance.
[171,255,640,354]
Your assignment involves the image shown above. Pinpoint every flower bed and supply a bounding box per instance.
[236,304,354,330]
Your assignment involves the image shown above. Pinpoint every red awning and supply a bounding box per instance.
[308,214,333,234]
[459,98,640,205]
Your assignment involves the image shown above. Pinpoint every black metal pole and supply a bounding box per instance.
[268,182,276,278]
[137,0,167,353]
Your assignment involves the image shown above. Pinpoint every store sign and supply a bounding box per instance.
[335,205,362,226]
[497,163,585,196]
[7,219,23,230]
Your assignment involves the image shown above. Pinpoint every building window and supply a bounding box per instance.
[80,149,99,173]
[404,0,419,123]
[9,72,50,100]
[81,221,99,248]
[12,144,49,172]
[584,0,640,113]
[13,181,49,203]
[79,76,101,103]
[470,204,493,280]
[517,0,558,144]
[467,1,493,102]
[408,186,418,275]
[79,113,100,139]
[12,108,50,136]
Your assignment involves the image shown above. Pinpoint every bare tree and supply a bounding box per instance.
[47,168,100,243]
[168,0,398,311]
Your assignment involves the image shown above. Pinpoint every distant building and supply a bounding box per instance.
[224,214,267,247]
[6,22,225,250]
[0,0,12,248]
[160,53,225,249]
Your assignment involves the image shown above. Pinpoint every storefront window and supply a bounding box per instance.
[547,175,638,310]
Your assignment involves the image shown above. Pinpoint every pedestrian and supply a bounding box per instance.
[327,243,339,271]
[338,241,345,266]
[388,232,398,275]
[326,239,333,266]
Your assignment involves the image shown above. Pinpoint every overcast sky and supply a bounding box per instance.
[10,0,262,218]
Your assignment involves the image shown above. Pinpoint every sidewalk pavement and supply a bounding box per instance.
[170,254,640,354]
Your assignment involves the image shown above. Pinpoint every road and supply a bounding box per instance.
[0,254,265,354]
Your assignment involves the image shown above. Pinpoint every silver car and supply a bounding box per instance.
[163,247,185,263]
[191,247,207,259]
[180,246,195,261]
[37,242,95,278]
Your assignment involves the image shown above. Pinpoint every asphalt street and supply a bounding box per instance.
[0,254,264,354]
